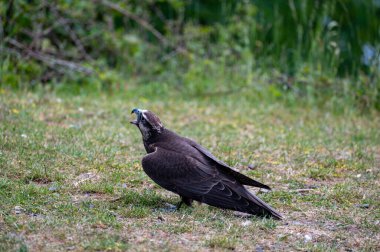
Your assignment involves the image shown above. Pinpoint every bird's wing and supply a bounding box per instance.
[186,139,271,190]
[142,146,217,195]
[142,146,282,219]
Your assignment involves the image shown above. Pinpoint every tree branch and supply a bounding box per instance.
[6,38,93,75]
[96,0,168,45]
[96,0,187,54]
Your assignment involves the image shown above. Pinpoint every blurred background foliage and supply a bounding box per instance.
[1,0,380,110]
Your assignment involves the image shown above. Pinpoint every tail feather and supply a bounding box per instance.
[245,190,283,220]
[203,182,283,220]
[223,179,283,220]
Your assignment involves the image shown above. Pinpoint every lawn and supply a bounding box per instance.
[0,89,379,251]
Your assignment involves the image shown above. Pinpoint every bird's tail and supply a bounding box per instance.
[245,190,283,220]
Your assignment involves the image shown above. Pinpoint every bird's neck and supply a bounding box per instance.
[142,128,176,153]
[142,129,165,153]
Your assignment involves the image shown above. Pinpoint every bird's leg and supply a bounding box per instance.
[176,196,193,210]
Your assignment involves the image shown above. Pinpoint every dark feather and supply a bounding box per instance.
[132,109,283,219]
[142,146,282,219]
[189,140,272,190]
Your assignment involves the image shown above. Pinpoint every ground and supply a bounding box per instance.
[0,89,379,251]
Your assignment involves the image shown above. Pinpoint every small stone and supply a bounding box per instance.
[30,213,45,219]
[14,206,23,214]
[248,164,257,170]
[21,134,27,138]
[307,185,319,189]
[48,185,58,191]
[259,188,270,193]
[163,203,177,211]
[255,246,264,252]
[304,234,312,242]
[355,204,370,209]
[156,203,177,213]
[241,220,252,227]
[292,221,303,226]
[69,124,80,129]
[233,211,251,218]
[356,174,362,178]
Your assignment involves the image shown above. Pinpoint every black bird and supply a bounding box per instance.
[130,108,282,219]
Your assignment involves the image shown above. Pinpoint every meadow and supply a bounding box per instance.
[1,0,380,250]
[1,87,379,251]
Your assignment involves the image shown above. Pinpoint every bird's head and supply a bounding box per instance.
[130,108,164,140]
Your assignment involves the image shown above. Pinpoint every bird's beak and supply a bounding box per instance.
[130,108,141,125]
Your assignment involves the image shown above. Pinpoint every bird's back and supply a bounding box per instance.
[142,129,282,219]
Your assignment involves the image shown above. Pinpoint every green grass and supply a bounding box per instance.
[0,88,379,251]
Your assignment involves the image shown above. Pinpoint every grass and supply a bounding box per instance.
[0,87,379,251]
